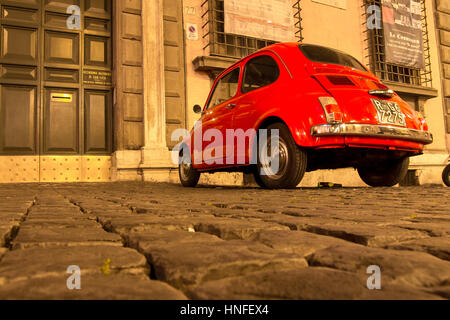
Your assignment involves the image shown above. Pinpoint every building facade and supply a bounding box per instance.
[0,0,448,186]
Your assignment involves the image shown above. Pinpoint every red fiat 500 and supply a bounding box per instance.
[178,43,433,189]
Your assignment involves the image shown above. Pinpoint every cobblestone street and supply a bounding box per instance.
[0,182,449,300]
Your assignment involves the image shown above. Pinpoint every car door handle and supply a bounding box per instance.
[225,103,236,110]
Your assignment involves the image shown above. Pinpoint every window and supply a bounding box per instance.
[363,0,432,87]
[201,0,303,59]
[207,67,240,109]
[242,55,280,93]
[300,44,368,72]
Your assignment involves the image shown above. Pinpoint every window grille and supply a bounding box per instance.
[201,0,303,59]
[362,0,432,87]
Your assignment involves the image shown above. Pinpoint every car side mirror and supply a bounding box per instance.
[193,104,202,114]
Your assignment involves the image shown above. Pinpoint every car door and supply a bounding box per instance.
[233,54,282,164]
[195,67,241,168]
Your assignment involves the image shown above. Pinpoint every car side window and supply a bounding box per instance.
[207,68,240,109]
[242,55,280,94]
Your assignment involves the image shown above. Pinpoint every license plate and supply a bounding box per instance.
[371,99,406,127]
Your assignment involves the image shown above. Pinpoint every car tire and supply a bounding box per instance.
[442,164,450,187]
[357,157,410,187]
[252,169,266,188]
[179,148,200,188]
[253,123,307,189]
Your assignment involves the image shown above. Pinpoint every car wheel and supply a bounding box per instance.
[253,123,307,189]
[179,148,200,188]
[357,157,410,187]
[252,169,266,188]
[442,164,450,187]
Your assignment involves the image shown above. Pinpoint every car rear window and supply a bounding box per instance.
[299,44,367,72]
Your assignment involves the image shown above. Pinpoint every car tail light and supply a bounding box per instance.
[421,120,428,131]
[318,97,343,123]
[415,111,428,131]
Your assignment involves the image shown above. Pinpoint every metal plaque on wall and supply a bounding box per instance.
[83,70,112,86]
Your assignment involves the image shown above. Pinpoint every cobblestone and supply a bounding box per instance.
[307,245,450,288]
[0,274,187,300]
[133,235,307,290]
[188,268,443,300]
[386,236,450,260]
[0,246,148,283]
[0,182,449,299]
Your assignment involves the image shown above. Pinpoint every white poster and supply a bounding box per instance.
[311,0,347,10]
[224,0,296,42]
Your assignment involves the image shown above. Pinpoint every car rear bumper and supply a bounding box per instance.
[311,123,433,144]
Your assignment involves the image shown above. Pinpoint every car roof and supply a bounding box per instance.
[214,42,372,81]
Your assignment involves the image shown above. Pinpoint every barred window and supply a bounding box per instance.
[363,0,432,88]
[201,0,303,59]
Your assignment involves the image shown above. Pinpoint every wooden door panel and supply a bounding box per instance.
[85,35,110,67]
[84,90,111,153]
[1,26,38,64]
[44,11,73,29]
[85,0,110,16]
[43,88,78,153]
[1,6,39,24]
[45,31,79,65]
[44,67,78,83]
[0,1,40,10]
[0,65,37,81]
[0,85,36,153]
[44,0,80,12]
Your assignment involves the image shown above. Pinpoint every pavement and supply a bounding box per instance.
[0,182,449,300]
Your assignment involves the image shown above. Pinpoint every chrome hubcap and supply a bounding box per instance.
[180,154,192,180]
[260,137,289,178]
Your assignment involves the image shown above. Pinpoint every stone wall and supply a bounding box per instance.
[109,0,449,186]
[435,0,450,151]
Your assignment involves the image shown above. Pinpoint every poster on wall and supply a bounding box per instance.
[311,0,347,10]
[224,0,295,42]
[382,0,424,69]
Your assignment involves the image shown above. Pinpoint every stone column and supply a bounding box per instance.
[140,0,174,181]
[435,0,450,152]
[111,0,145,181]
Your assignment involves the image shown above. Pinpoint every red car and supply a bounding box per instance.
[178,43,433,189]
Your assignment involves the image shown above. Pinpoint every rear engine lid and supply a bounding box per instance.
[300,44,416,127]
[311,72,416,128]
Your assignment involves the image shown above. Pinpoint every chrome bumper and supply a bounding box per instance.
[311,123,433,144]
